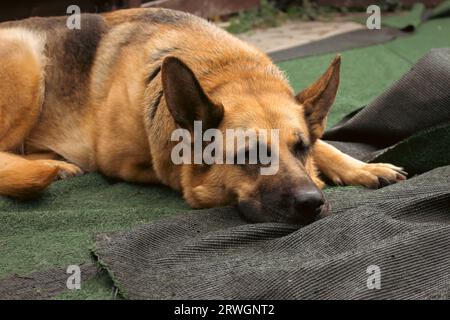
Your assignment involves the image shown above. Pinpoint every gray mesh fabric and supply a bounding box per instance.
[94,167,450,299]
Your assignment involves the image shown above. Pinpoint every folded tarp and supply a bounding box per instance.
[94,166,450,299]
[384,1,450,30]
[93,49,450,299]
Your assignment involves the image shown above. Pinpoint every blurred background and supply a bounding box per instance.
[0,1,445,54]
[0,1,442,23]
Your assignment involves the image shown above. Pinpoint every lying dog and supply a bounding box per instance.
[0,8,406,223]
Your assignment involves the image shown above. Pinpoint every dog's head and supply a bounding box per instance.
[161,55,340,224]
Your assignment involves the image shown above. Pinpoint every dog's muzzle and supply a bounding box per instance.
[238,187,331,225]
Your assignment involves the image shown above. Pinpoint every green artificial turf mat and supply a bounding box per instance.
[1,17,450,299]
[0,173,189,278]
[279,47,411,127]
[382,3,425,30]
[352,1,450,31]
[384,18,450,63]
[279,18,450,128]
[430,0,450,18]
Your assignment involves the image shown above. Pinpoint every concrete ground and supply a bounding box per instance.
[230,10,414,54]
[236,20,364,53]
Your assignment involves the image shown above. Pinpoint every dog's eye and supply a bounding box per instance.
[293,140,308,157]
[234,147,265,165]
[234,149,252,164]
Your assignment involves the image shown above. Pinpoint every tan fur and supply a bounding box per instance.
[0,9,405,222]
[0,152,57,199]
[0,28,46,151]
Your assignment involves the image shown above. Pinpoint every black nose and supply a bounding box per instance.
[293,189,325,222]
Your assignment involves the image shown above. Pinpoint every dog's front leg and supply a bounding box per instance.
[313,139,407,188]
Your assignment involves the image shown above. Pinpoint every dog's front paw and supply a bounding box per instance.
[335,163,407,189]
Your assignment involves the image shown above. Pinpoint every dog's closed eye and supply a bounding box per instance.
[292,140,309,158]
[233,145,272,165]
[234,148,256,164]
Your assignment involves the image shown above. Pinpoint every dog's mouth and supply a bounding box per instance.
[315,201,331,221]
[237,199,331,225]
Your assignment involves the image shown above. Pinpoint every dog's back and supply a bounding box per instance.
[0,8,272,104]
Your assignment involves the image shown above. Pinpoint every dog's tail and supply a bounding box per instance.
[0,156,58,199]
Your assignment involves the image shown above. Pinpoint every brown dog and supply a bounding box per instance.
[0,8,406,223]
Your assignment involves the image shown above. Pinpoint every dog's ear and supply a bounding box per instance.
[161,56,224,131]
[296,55,340,140]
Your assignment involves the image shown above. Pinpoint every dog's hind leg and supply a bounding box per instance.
[0,151,84,199]
[0,152,59,199]
[23,152,84,179]
[0,28,69,199]
[0,28,47,151]
[313,139,407,189]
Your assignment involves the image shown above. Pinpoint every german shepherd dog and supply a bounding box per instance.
[0,8,406,224]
